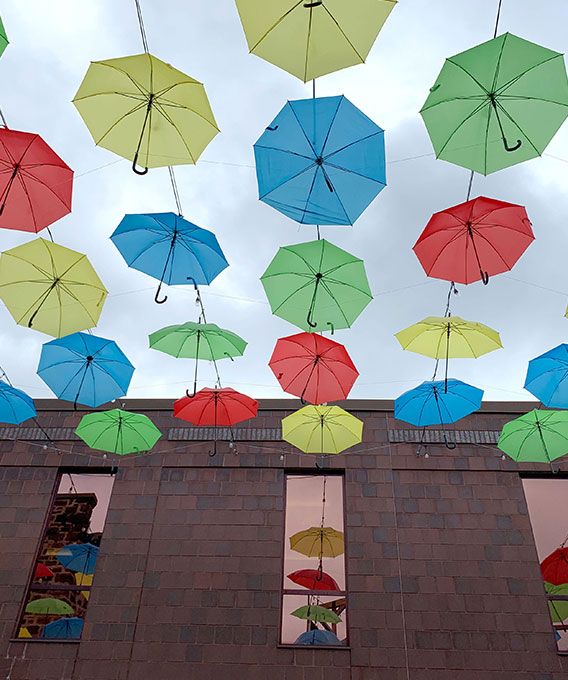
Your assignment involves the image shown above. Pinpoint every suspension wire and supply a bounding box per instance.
[0,106,7,128]
[45,227,54,243]
[465,170,474,201]
[134,0,150,53]
[194,287,223,389]
[493,0,503,38]
[168,166,183,216]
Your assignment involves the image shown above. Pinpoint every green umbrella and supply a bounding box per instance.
[260,239,372,333]
[25,597,73,616]
[149,321,247,397]
[497,409,568,468]
[75,409,162,456]
[291,605,341,624]
[545,582,568,623]
[0,16,8,59]
[420,33,568,175]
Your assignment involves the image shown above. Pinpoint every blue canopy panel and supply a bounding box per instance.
[254,96,386,226]
[0,381,36,425]
[525,343,568,409]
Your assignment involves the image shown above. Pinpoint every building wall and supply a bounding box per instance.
[0,399,566,680]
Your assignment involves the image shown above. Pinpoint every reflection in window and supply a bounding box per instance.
[522,478,568,652]
[16,471,115,640]
[282,474,347,646]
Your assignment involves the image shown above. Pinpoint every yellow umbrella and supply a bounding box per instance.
[0,238,107,337]
[17,627,31,638]
[74,572,93,599]
[395,316,502,359]
[282,404,362,454]
[290,526,344,558]
[73,53,219,174]
[235,0,397,82]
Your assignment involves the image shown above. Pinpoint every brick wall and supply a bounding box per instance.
[0,399,566,680]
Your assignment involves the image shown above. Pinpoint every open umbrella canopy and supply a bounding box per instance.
[41,617,83,640]
[420,33,568,175]
[75,408,162,455]
[269,332,358,404]
[289,526,344,558]
[291,604,341,624]
[294,629,341,646]
[0,381,36,425]
[282,404,362,454]
[394,379,483,427]
[541,548,568,586]
[149,321,246,360]
[413,196,534,285]
[498,409,568,465]
[0,238,107,337]
[56,543,99,575]
[37,332,134,408]
[261,239,372,332]
[111,212,228,303]
[73,53,219,173]
[254,96,385,225]
[545,582,568,623]
[395,316,502,359]
[25,597,73,616]
[287,568,340,591]
[174,387,258,426]
[0,128,73,232]
[0,15,8,58]
[235,0,397,82]
[524,344,568,409]
[34,563,54,580]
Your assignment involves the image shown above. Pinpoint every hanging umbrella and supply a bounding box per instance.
[497,410,568,467]
[394,379,483,427]
[110,212,229,303]
[525,344,568,409]
[41,617,83,640]
[75,409,162,456]
[37,332,134,408]
[283,405,362,454]
[413,196,534,285]
[0,128,73,232]
[73,53,219,174]
[235,0,396,82]
[254,96,385,225]
[545,582,568,623]
[261,239,372,332]
[294,629,341,646]
[174,387,258,456]
[0,238,107,337]
[420,33,568,175]
[269,332,358,404]
[0,15,8,58]
[290,526,344,558]
[287,569,340,592]
[541,548,568,586]
[17,628,31,638]
[25,597,73,616]
[149,321,247,397]
[34,563,54,580]
[291,604,341,624]
[0,381,36,424]
[56,543,99,575]
[74,572,93,599]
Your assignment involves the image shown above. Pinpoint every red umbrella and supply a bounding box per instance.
[174,387,258,456]
[34,563,54,579]
[0,128,73,232]
[413,196,534,285]
[269,332,358,405]
[541,548,568,586]
[287,569,340,591]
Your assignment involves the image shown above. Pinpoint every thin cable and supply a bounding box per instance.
[0,106,7,128]
[465,170,474,201]
[134,0,149,53]
[493,0,503,38]
[45,227,54,243]
[168,166,183,216]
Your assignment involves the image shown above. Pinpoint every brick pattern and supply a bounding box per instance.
[0,402,565,679]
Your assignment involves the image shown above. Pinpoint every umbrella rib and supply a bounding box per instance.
[17,167,71,218]
[496,53,562,95]
[150,102,197,163]
[437,100,491,158]
[324,160,386,185]
[319,97,343,157]
[95,100,149,146]
[154,96,220,133]
[299,167,320,223]
[247,1,304,52]
[324,131,383,162]
[254,144,314,162]
[260,163,317,201]
[14,170,40,230]
[322,6,367,64]
[494,100,541,156]
[288,104,318,158]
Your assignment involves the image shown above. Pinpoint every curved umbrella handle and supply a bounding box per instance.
[307,309,318,328]
[209,440,217,458]
[132,151,149,175]
[444,434,456,450]
[503,137,522,152]
[480,270,489,286]
[154,282,168,304]
[186,379,197,399]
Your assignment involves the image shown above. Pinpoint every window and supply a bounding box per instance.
[281,474,347,646]
[16,470,115,640]
[522,477,568,652]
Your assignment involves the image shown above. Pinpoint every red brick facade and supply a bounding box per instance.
[0,399,566,679]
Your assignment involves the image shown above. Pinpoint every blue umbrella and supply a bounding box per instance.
[294,629,341,646]
[41,617,83,640]
[525,344,568,408]
[56,543,99,575]
[37,332,134,408]
[111,212,229,303]
[0,380,35,424]
[394,379,483,427]
[254,96,386,226]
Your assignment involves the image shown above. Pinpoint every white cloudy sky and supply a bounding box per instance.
[1,0,568,404]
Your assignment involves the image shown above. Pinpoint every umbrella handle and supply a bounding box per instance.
[132,152,149,175]
[307,309,318,328]
[503,137,522,152]
[480,270,489,285]
[304,1,323,6]
[444,434,456,450]
[209,441,217,457]
[186,387,197,398]
[154,286,168,304]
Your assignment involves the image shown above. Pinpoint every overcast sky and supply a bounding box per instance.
[1,0,568,404]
